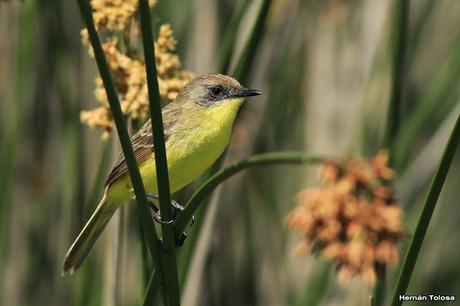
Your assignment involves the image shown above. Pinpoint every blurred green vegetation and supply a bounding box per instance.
[1,0,460,305]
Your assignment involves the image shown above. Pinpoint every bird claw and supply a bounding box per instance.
[153,210,174,225]
[146,193,191,224]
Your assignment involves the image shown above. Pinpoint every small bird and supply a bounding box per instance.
[62,73,261,275]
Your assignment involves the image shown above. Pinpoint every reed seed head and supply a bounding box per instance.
[285,151,403,285]
[80,1,194,139]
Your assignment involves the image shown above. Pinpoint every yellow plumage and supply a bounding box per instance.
[108,98,243,203]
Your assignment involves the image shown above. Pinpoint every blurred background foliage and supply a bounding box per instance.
[1,0,460,305]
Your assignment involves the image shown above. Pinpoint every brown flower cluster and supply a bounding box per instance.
[285,151,403,285]
[80,0,194,139]
[91,0,157,31]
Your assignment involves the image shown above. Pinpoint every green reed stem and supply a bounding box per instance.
[233,0,272,82]
[373,263,387,306]
[174,152,324,236]
[138,1,181,305]
[301,263,331,306]
[0,0,36,293]
[377,1,410,304]
[384,0,409,150]
[217,0,249,74]
[390,113,460,306]
[408,0,434,62]
[86,140,112,217]
[394,32,460,170]
[143,271,160,306]
[76,0,168,302]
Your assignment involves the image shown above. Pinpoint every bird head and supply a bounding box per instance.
[176,73,261,107]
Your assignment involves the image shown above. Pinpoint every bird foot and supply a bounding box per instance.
[146,193,194,246]
[146,193,194,229]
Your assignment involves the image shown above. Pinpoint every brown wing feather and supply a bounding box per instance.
[104,104,182,187]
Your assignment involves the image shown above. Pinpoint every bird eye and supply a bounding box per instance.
[210,86,223,97]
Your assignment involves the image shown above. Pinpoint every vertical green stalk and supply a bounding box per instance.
[377,1,409,305]
[390,113,460,305]
[143,271,160,306]
[217,0,249,73]
[373,263,387,306]
[298,263,331,306]
[0,0,36,293]
[139,215,154,295]
[85,140,113,217]
[384,0,409,149]
[407,0,435,63]
[394,32,460,170]
[233,0,272,82]
[76,0,168,303]
[114,206,126,305]
[138,0,181,306]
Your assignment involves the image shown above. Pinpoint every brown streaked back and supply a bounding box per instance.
[104,104,182,187]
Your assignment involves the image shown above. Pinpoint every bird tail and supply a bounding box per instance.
[62,191,118,275]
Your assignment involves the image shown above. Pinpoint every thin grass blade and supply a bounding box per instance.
[390,113,460,305]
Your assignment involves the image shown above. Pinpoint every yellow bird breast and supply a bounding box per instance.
[109,98,243,203]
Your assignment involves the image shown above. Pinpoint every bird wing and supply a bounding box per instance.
[104,103,182,187]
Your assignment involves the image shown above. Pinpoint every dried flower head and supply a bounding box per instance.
[285,151,403,285]
[80,1,194,138]
[91,0,157,32]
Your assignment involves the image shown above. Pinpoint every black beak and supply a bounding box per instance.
[235,88,262,98]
